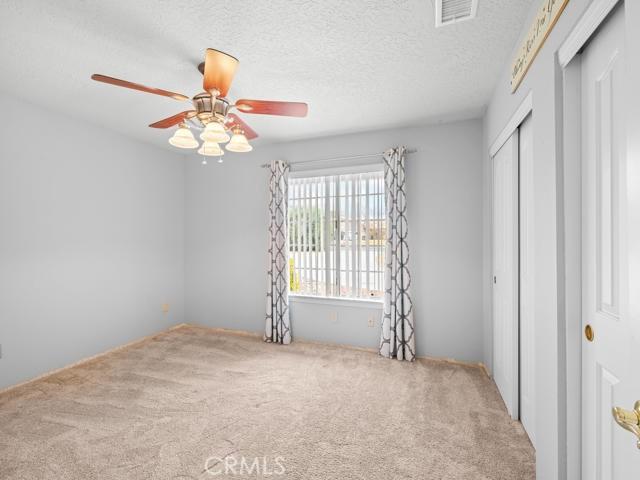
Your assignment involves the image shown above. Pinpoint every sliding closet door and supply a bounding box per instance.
[518,115,535,445]
[492,132,519,420]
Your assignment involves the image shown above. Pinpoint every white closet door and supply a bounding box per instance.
[519,115,535,445]
[581,6,640,479]
[492,132,519,420]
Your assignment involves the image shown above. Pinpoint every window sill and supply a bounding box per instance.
[289,294,383,308]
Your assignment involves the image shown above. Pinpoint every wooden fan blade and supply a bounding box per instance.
[202,49,238,97]
[226,113,258,140]
[91,74,189,101]
[149,111,196,128]
[235,99,308,117]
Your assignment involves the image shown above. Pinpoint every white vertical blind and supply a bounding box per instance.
[288,170,386,299]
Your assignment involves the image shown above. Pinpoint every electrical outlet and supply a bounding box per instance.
[368,315,375,328]
[329,312,338,323]
[161,303,170,314]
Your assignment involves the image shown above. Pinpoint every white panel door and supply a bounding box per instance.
[519,114,535,445]
[492,132,519,420]
[582,6,640,479]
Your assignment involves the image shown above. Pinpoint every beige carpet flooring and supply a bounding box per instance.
[0,325,534,479]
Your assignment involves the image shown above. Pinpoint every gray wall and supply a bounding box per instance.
[0,93,185,389]
[483,2,566,473]
[482,1,640,478]
[185,119,484,362]
[0,98,484,386]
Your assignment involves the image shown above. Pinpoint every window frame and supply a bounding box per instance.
[287,163,386,305]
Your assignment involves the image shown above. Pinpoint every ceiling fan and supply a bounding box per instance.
[91,48,308,157]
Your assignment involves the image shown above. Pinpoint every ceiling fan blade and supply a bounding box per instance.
[91,74,189,101]
[149,111,196,129]
[202,48,238,98]
[235,99,308,117]
[226,113,258,140]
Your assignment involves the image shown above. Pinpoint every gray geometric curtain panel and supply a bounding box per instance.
[379,147,415,361]
[265,159,292,345]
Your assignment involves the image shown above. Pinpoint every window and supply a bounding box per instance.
[288,169,386,299]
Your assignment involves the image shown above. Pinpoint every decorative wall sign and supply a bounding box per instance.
[511,0,570,92]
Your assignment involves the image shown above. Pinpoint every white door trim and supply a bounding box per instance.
[489,91,533,157]
[561,55,584,480]
[519,114,536,445]
[558,0,620,68]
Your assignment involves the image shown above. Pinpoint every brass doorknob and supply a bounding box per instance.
[585,324,595,342]
[612,401,640,449]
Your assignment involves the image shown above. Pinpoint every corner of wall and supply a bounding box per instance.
[481,111,493,376]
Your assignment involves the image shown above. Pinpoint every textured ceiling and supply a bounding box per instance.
[0,0,533,149]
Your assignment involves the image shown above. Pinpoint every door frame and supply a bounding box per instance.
[489,92,533,158]
[489,93,533,426]
[559,0,623,478]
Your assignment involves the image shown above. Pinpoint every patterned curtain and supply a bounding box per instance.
[265,159,292,344]
[379,147,415,361]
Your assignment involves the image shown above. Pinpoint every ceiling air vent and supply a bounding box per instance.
[435,0,478,27]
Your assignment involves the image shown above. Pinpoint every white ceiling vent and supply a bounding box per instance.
[435,0,478,27]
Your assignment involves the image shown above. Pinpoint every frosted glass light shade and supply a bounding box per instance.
[226,132,253,153]
[200,121,230,143]
[198,141,224,157]
[169,125,198,149]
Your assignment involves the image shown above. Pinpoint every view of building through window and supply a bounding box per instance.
[288,170,386,299]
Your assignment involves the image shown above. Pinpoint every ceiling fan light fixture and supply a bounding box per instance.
[200,121,230,143]
[92,48,310,153]
[226,132,253,153]
[169,123,199,149]
[198,140,224,157]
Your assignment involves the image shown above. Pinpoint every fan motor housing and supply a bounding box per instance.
[192,93,230,123]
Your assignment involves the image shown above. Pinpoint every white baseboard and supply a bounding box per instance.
[0,322,489,395]
[187,323,489,375]
[0,323,189,396]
